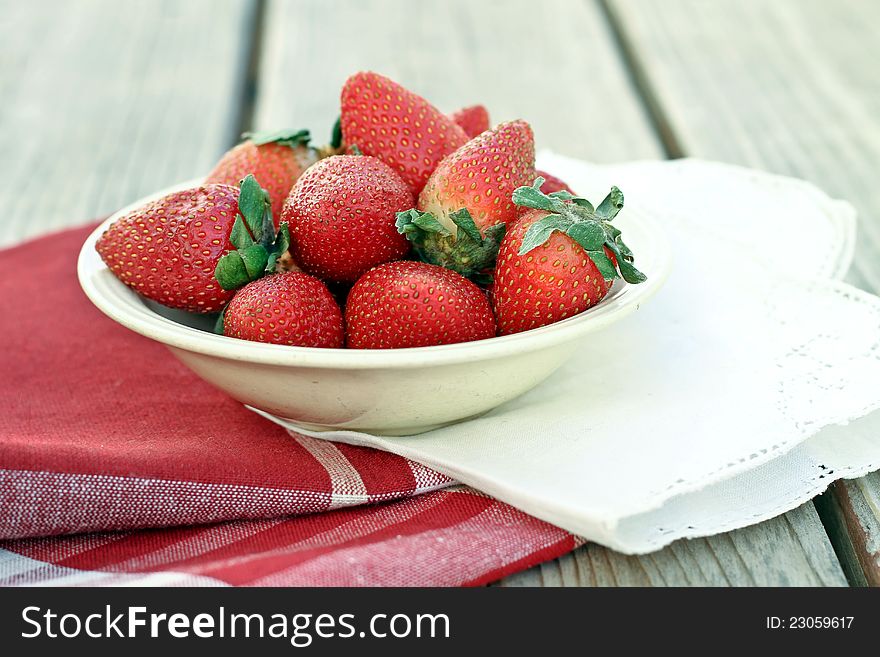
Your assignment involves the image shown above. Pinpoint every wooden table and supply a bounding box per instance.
[4,0,877,586]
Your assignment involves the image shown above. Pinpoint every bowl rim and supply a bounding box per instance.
[77,178,672,369]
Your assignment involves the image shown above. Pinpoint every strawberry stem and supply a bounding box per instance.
[396,208,505,279]
[243,128,311,149]
[511,178,646,284]
[214,175,292,291]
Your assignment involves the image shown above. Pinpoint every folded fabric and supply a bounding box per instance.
[0,226,576,585]
[1,488,578,586]
[261,156,880,553]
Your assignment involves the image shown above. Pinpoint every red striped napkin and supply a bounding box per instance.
[0,225,578,586]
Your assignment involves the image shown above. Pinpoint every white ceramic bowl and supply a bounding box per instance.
[78,180,671,436]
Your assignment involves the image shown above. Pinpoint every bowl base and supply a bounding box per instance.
[276,411,490,437]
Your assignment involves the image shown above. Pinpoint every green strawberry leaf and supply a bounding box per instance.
[396,209,451,237]
[438,222,506,277]
[349,144,363,156]
[548,190,575,201]
[330,116,343,149]
[275,223,290,258]
[565,221,606,251]
[571,197,595,212]
[615,235,634,260]
[587,249,618,280]
[214,252,250,291]
[260,199,275,245]
[215,178,290,294]
[511,181,646,285]
[514,179,577,215]
[449,208,483,244]
[238,174,268,238]
[512,185,556,212]
[595,186,624,221]
[471,270,495,286]
[239,244,270,280]
[230,215,255,250]
[517,214,571,255]
[264,223,291,273]
[402,216,505,279]
[481,222,507,260]
[265,253,279,275]
[245,128,311,148]
[618,257,647,284]
[214,310,225,335]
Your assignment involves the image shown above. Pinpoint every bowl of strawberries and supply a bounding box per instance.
[78,72,670,435]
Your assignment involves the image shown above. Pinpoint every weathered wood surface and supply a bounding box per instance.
[499,503,844,586]
[828,477,880,587]
[256,0,661,162]
[255,0,847,586]
[0,0,255,246]
[605,0,880,587]
[604,0,880,288]
[0,0,865,586]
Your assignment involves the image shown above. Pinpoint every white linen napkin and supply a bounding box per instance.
[255,155,880,554]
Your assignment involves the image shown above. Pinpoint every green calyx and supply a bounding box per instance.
[213,309,225,335]
[243,128,311,149]
[330,116,343,150]
[395,208,506,279]
[512,178,646,284]
[214,174,291,291]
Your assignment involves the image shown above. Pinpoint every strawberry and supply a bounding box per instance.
[492,178,646,335]
[536,170,574,195]
[96,175,289,313]
[345,261,496,349]
[221,272,344,347]
[340,72,468,196]
[450,105,490,138]
[281,154,413,283]
[205,129,319,222]
[395,120,536,278]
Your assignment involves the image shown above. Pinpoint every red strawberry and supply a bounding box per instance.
[396,120,536,278]
[450,104,490,138]
[492,180,646,335]
[96,175,289,313]
[281,155,413,283]
[536,170,574,195]
[222,272,344,347]
[205,129,319,222]
[345,261,496,349]
[340,72,468,196]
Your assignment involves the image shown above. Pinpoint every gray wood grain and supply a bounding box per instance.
[255,0,661,162]
[830,477,880,587]
[256,0,847,587]
[605,0,879,586]
[0,0,255,246]
[605,0,880,290]
[500,503,844,586]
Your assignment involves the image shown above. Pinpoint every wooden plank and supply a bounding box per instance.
[255,0,662,162]
[499,503,844,586]
[0,0,256,246]
[828,477,880,586]
[813,488,870,587]
[605,0,880,586]
[604,0,880,290]
[256,0,846,586]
